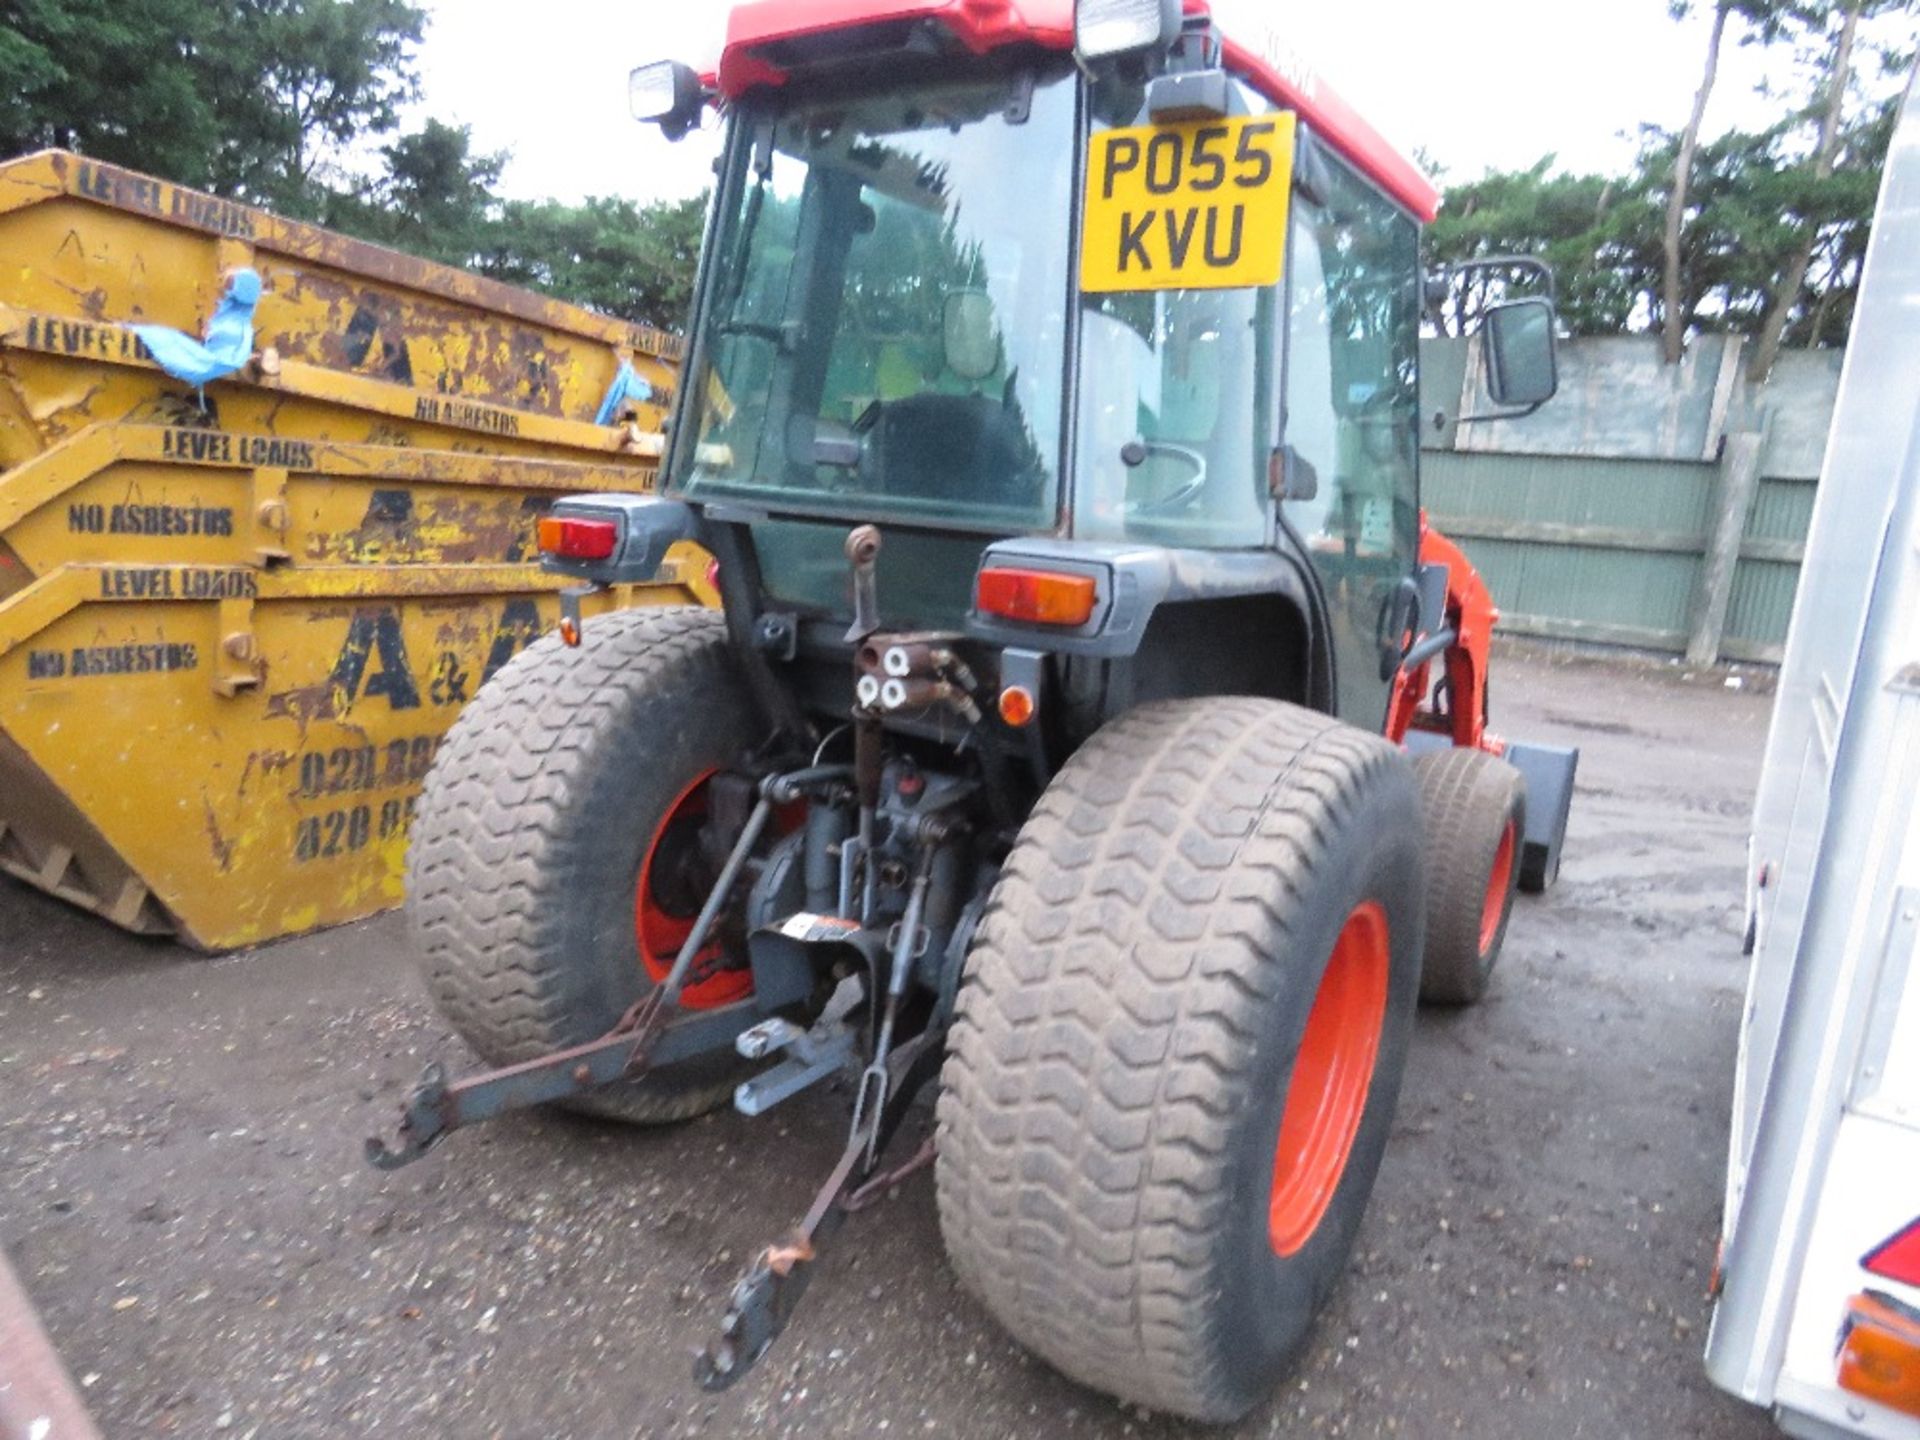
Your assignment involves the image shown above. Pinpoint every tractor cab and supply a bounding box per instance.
[370,0,1578,1420]
[608,0,1558,741]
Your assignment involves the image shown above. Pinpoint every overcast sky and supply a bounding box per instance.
[416,0,1808,208]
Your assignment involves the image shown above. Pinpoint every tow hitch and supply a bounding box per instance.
[366,747,962,1391]
[367,775,786,1170]
[363,997,756,1170]
[694,1032,942,1389]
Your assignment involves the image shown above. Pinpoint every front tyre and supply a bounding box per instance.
[1411,747,1526,1006]
[935,699,1425,1422]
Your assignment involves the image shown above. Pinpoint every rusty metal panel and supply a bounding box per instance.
[0,151,707,950]
[0,426,668,586]
[0,152,679,474]
[0,150,682,403]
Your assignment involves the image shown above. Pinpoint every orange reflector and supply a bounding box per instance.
[538,515,619,561]
[998,685,1036,728]
[1839,1291,1920,1419]
[976,567,1096,627]
[558,617,582,648]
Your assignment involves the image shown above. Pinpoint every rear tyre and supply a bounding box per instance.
[1411,748,1526,1006]
[935,699,1425,1423]
[406,606,759,1124]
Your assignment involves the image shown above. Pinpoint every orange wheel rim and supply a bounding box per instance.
[1269,901,1390,1256]
[635,769,754,1010]
[1479,820,1517,956]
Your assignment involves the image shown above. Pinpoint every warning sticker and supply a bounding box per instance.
[777,912,861,943]
[1081,112,1296,294]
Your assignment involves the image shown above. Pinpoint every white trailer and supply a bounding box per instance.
[1705,69,1920,1440]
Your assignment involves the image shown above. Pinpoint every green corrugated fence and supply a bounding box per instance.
[1417,335,1838,665]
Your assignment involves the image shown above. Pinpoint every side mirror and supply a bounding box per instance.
[1483,298,1558,410]
[943,290,1001,384]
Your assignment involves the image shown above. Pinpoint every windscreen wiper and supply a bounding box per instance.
[715,120,777,324]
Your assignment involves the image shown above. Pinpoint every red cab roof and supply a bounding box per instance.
[717,0,1440,222]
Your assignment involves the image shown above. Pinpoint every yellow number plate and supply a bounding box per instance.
[1081,112,1297,294]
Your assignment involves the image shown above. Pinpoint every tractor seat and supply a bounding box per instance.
[864,392,1042,512]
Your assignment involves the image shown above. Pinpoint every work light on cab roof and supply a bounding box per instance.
[629,58,705,139]
[1075,0,1181,59]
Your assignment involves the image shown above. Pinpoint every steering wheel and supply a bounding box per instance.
[1127,439,1209,515]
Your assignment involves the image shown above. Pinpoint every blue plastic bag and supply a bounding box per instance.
[133,268,263,388]
[594,358,654,426]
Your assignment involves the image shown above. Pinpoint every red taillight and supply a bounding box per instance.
[976,567,1097,627]
[1867,1219,1920,1287]
[538,515,619,561]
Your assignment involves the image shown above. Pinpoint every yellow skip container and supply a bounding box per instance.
[0,151,707,950]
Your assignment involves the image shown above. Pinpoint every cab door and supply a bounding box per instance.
[1278,154,1424,732]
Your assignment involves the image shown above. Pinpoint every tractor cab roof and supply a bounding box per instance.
[717,0,1440,222]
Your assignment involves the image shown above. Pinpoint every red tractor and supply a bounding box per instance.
[368,0,1578,1421]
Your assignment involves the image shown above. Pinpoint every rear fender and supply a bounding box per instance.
[964,538,1314,660]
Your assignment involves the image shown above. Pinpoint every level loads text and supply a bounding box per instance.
[158,429,315,469]
[73,160,257,238]
[96,567,258,600]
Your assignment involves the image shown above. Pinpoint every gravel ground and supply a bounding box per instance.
[0,644,1782,1439]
